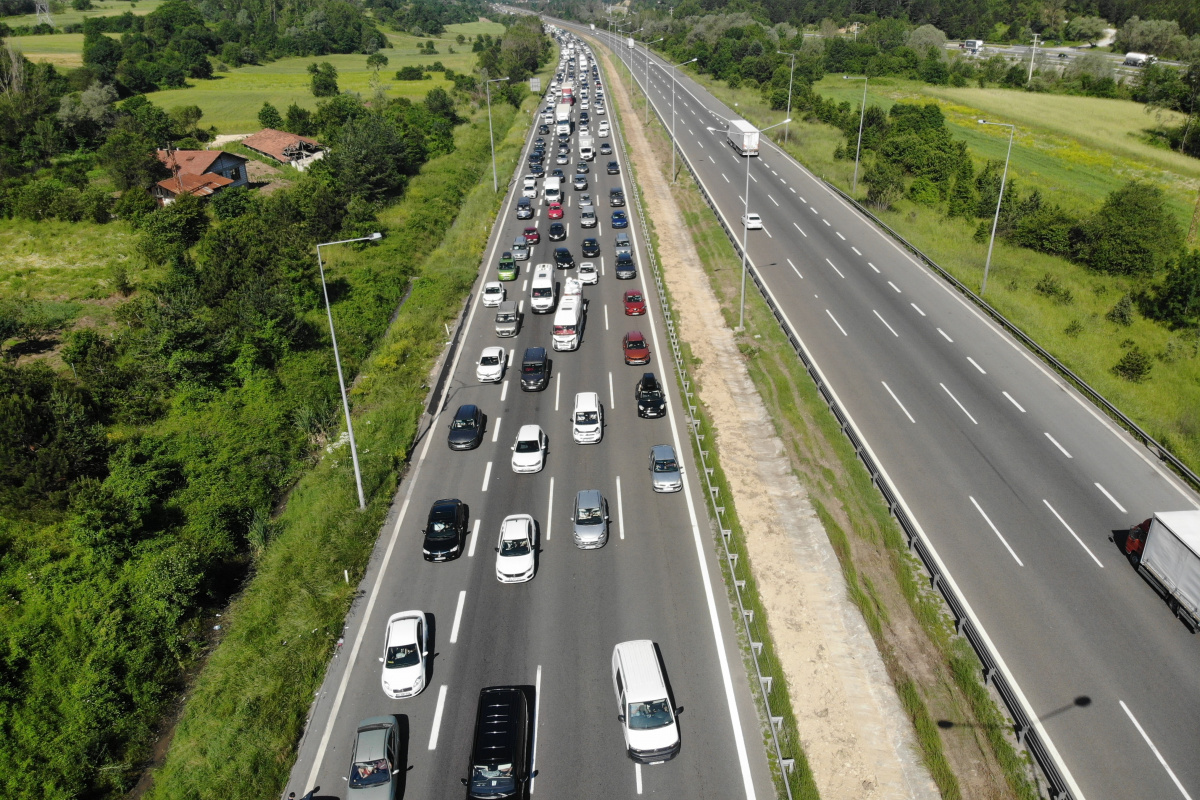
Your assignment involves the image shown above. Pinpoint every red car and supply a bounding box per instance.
[623,290,646,316]
[623,330,651,365]
[547,203,564,220]
[523,226,540,244]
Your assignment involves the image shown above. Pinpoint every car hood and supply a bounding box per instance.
[448,428,478,444]
[497,551,535,576]
[348,779,395,800]
[423,532,460,552]
[512,451,542,469]
[383,662,422,693]
[626,720,680,754]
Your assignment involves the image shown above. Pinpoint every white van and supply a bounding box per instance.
[571,391,602,443]
[611,640,681,764]
[530,264,556,314]
[552,294,582,351]
[544,177,562,204]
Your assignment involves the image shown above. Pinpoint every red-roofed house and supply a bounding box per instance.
[241,128,326,171]
[153,149,249,205]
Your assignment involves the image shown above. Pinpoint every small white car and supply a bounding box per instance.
[572,391,603,444]
[379,610,428,699]
[495,514,536,583]
[511,424,547,473]
[578,261,598,284]
[482,281,506,308]
[476,346,506,382]
[742,212,763,230]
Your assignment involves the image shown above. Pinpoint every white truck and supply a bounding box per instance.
[556,103,572,136]
[552,278,584,351]
[726,119,760,156]
[1124,511,1200,632]
[579,134,594,161]
[1123,52,1155,67]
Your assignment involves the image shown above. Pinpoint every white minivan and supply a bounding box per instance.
[611,640,681,764]
[572,391,602,443]
[530,263,556,314]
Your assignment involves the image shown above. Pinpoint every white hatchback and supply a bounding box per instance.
[482,281,506,307]
[379,610,428,699]
[476,346,505,382]
[495,514,536,583]
[511,424,547,473]
[578,261,598,284]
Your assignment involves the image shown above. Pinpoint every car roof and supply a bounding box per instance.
[482,345,504,356]
[354,721,390,761]
[576,488,602,506]
[650,444,675,458]
[516,423,541,439]
[523,346,546,358]
[554,247,570,255]
[431,497,461,512]
[625,330,645,342]
[641,372,660,386]
[387,615,418,647]
[501,514,533,537]
[454,404,478,418]
[484,281,501,288]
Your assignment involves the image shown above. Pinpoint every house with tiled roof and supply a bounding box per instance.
[152,149,249,205]
[241,128,326,171]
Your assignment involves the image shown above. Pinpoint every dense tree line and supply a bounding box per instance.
[362,0,486,36]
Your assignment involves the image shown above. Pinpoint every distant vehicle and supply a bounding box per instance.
[494,300,520,338]
[511,236,529,261]
[600,142,613,154]
[576,161,589,174]
[481,281,505,308]
[648,444,682,493]
[635,372,666,418]
[516,197,534,219]
[1123,511,1200,631]
[742,212,763,230]
[495,514,537,583]
[623,289,646,315]
[448,404,484,450]
[581,237,600,257]
[609,187,625,207]
[380,611,428,699]
[623,330,650,365]
[611,640,681,762]
[1123,52,1155,66]
[523,226,540,244]
[578,261,598,284]
[553,247,575,269]
[580,205,596,227]
[520,346,549,391]
[348,717,403,798]
[607,160,620,175]
[552,279,583,351]
[963,39,985,53]
[615,251,636,280]
[573,174,588,191]
[497,252,517,281]
[422,498,467,561]
[476,346,505,383]
[548,221,567,241]
[461,687,529,799]
[726,118,760,156]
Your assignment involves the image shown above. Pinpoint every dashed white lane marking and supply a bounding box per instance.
[887,281,901,293]
[937,328,954,343]
[868,262,880,273]
[492,417,502,443]
[530,664,543,794]
[427,685,449,750]
[1003,391,1026,412]
[1045,432,1073,458]
[1096,483,1127,513]
[616,475,625,540]
[769,194,779,206]
[722,173,729,183]
[482,461,492,491]
[635,762,643,794]
[970,496,1024,566]
[851,246,862,255]
[941,383,978,424]
[450,590,467,640]
[822,219,831,226]
[1120,700,1194,800]
[874,310,899,337]
[825,258,844,278]
[468,519,480,558]
[793,222,806,237]
[764,227,772,238]
[1044,499,1105,568]
[911,303,926,316]
[787,258,802,278]
[836,231,845,240]
[882,381,916,423]
[826,309,848,336]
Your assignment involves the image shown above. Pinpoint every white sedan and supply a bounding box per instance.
[379,610,428,698]
[495,514,536,583]
[482,281,506,307]
[476,346,505,383]
[511,424,547,473]
[742,212,763,230]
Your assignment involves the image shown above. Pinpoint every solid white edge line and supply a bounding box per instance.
[611,92,758,800]
[940,382,978,424]
[530,664,543,794]
[970,495,1025,566]
[427,684,448,750]
[873,309,899,337]
[1042,499,1104,568]
[1119,700,1195,800]
[450,590,467,642]
[1045,431,1073,459]
[468,518,480,558]
[1096,483,1127,513]
[882,381,916,423]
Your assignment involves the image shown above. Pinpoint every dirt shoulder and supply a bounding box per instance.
[592,46,941,800]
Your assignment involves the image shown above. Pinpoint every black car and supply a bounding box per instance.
[516,198,533,219]
[548,222,567,241]
[553,247,575,269]
[538,123,550,135]
[528,151,544,165]
[581,238,600,257]
[520,347,549,392]
[423,498,468,561]
[635,372,666,418]
[448,403,485,450]
[462,687,529,800]
[611,210,628,229]
[530,162,545,176]
[576,161,589,174]
[600,142,613,155]
[580,111,590,125]
[609,187,625,207]
[615,252,636,279]
[607,160,620,175]
[550,168,565,181]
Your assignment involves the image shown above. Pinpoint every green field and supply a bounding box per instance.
[146,34,483,133]
[441,20,505,38]
[6,32,87,66]
[2,0,163,29]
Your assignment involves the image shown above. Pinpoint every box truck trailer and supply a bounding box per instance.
[726,119,760,156]
[1124,510,1200,632]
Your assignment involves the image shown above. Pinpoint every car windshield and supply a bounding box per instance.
[640,388,662,400]
[627,293,643,302]
[576,505,602,524]
[386,642,419,668]
[501,537,531,556]
[496,312,515,322]
[515,438,540,452]
[628,699,673,730]
[471,764,515,797]
[626,340,646,351]
[533,287,552,297]
[480,355,500,366]
[522,362,543,374]
[349,758,391,787]
[653,458,678,473]
[575,411,598,425]
[428,512,456,538]
[452,416,477,429]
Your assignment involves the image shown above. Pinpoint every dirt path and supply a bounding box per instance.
[594,46,940,800]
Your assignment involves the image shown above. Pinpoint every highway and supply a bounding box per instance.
[570,20,1200,800]
[283,35,775,800]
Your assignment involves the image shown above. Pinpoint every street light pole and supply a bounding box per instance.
[316,231,383,510]
[670,57,698,183]
[645,37,663,124]
[978,119,1015,295]
[1027,33,1041,83]
[776,50,797,144]
[485,76,510,192]
[843,74,868,194]
[738,118,790,331]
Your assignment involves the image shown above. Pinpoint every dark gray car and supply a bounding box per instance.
[448,404,484,450]
[520,347,549,392]
[348,716,402,800]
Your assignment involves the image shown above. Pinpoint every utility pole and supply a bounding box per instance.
[1027,33,1041,83]
[34,0,53,26]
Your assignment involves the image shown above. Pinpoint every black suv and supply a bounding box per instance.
[520,347,549,392]
[609,187,625,207]
[635,372,666,418]
[462,687,530,800]
[423,498,467,561]
[448,404,484,450]
[553,247,574,269]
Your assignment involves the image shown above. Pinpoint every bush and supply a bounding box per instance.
[1106,293,1134,325]
[1078,181,1183,276]
[1112,346,1152,382]
[1034,273,1074,304]
[258,101,283,129]
[908,176,940,206]
[863,159,904,209]
[308,62,339,97]
[395,65,427,80]
[1146,250,1200,327]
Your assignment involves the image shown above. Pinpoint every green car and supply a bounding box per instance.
[498,252,518,281]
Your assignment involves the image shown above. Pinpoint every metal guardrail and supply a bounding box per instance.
[595,32,1082,800]
[601,44,802,800]
[821,180,1200,496]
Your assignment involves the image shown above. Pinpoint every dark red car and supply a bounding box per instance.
[623,330,651,365]
[547,202,564,220]
[523,226,540,244]
[623,290,646,316]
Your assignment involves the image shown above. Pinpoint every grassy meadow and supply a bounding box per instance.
[1,0,163,29]
[6,32,89,66]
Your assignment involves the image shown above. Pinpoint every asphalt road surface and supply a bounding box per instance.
[567,20,1200,800]
[284,39,775,800]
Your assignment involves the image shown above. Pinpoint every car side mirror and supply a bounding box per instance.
[392,769,400,775]
[676,706,684,715]
[461,778,469,786]
[378,657,384,662]
[617,714,625,723]
[495,547,500,552]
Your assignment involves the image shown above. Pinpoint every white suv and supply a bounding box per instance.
[572,391,603,444]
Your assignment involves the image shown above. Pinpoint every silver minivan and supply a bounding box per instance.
[511,236,530,261]
[571,489,609,549]
[495,301,521,338]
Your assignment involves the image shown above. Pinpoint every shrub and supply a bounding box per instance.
[258,101,283,129]
[1034,273,1074,304]
[1078,181,1183,276]
[1146,250,1200,327]
[1106,294,1134,325]
[395,65,427,80]
[863,160,904,208]
[308,62,339,97]
[1112,346,1152,382]
[908,176,940,206]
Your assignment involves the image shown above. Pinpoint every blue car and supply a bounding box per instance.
[611,210,628,229]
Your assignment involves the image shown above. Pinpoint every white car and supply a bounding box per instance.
[476,346,506,382]
[482,281,506,308]
[495,514,536,583]
[511,424,547,473]
[742,212,763,230]
[379,610,428,698]
[578,261,598,284]
[596,105,605,115]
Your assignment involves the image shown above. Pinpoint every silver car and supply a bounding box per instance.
[347,716,401,799]
[648,445,682,493]
[572,489,610,548]
[512,237,530,261]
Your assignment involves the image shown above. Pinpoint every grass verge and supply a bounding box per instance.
[142,90,540,800]
[605,50,1042,800]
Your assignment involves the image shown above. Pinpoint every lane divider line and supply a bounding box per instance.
[450,590,467,642]
[970,496,1024,566]
[1043,500,1104,568]
[427,685,448,750]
